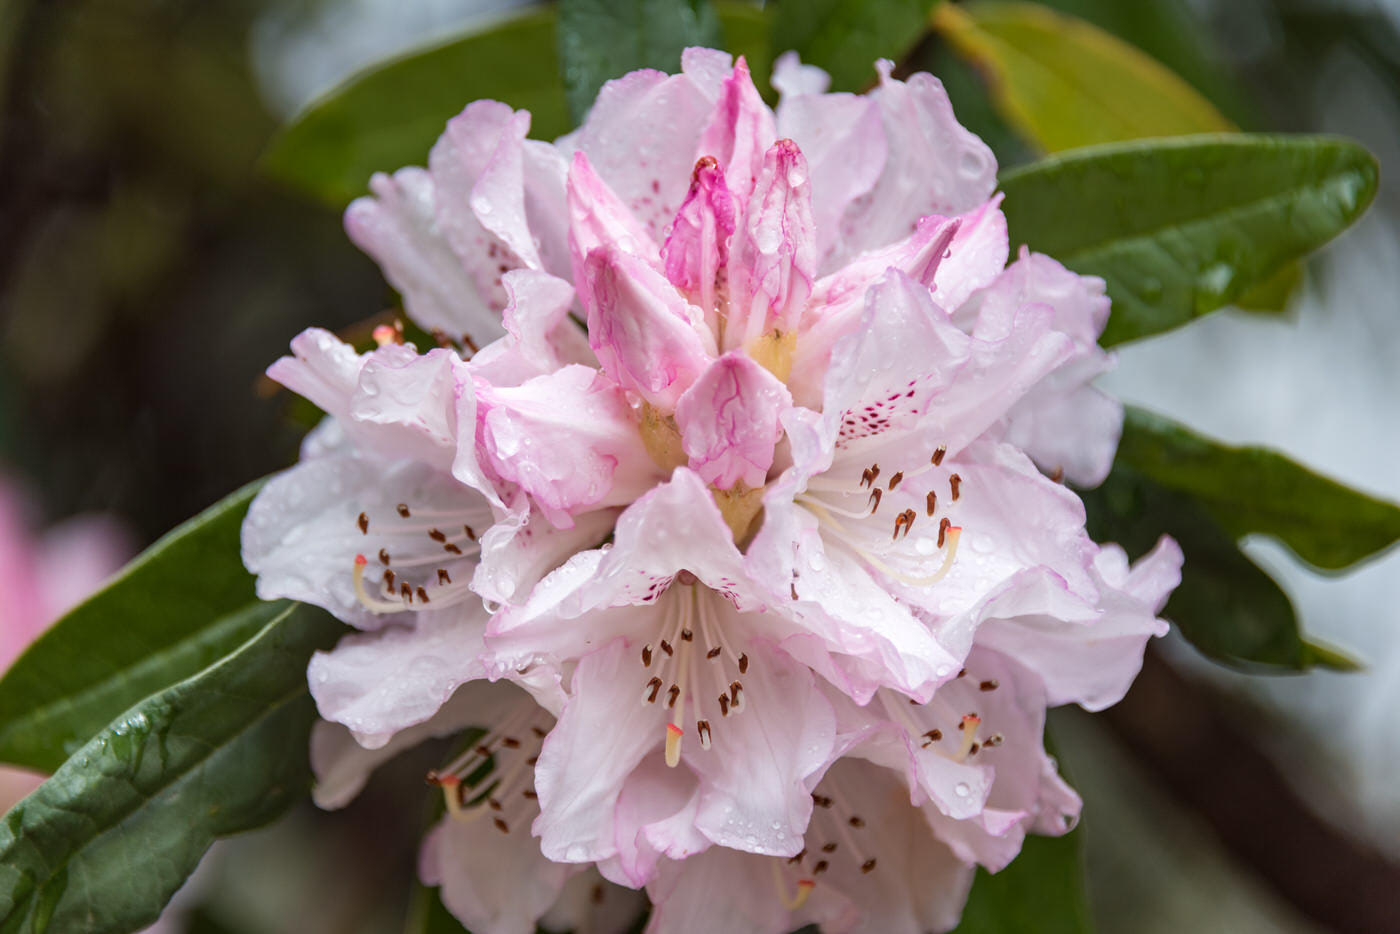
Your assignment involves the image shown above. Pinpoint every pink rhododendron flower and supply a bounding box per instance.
[244,46,1181,934]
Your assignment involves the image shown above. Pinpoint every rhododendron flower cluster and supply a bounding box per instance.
[243,48,1181,934]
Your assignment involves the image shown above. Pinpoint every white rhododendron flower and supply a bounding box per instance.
[243,47,1180,934]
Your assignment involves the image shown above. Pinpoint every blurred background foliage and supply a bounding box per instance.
[1,1,1399,932]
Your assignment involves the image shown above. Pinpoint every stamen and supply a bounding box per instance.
[772,861,816,911]
[357,512,369,535]
[397,504,411,518]
[697,719,712,749]
[437,569,451,585]
[352,555,410,613]
[921,728,943,747]
[888,471,904,491]
[641,677,663,704]
[665,722,684,767]
[932,446,947,466]
[642,644,654,667]
[949,473,961,501]
[868,488,883,512]
[926,490,937,516]
[956,713,981,762]
[979,679,999,692]
[938,517,951,548]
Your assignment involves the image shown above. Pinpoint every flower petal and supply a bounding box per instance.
[660,155,737,320]
[582,246,714,410]
[689,640,836,856]
[675,352,792,490]
[421,809,571,934]
[833,62,996,263]
[345,168,505,343]
[727,139,817,347]
[478,364,662,527]
[307,605,489,747]
[696,57,778,207]
[532,638,667,864]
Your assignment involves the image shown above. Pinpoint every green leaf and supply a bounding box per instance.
[955,830,1091,934]
[558,0,722,125]
[1117,408,1400,571]
[0,481,272,773]
[934,1,1232,152]
[772,0,939,92]
[999,135,1378,345]
[0,602,342,934]
[262,8,571,207]
[1081,467,1352,671]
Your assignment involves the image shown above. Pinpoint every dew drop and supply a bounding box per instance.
[955,782,971,797]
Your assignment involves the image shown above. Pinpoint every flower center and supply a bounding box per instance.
[796,446,964,588]
[428,699,551,835]
[638,577,751,768]
[876,679,1005,764]
[350,499,484,614]
[772,780,880,909]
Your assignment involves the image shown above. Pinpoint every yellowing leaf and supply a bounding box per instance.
[934,1,1233,153]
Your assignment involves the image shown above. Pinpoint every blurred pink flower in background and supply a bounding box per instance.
[0,474,134,804]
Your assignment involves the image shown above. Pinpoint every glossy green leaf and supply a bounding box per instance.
[999,135,1378,345]
[1082,467,1353,671]
[0,481,270,773]
[955,830,1091,934]
[0,602,341,934]
[558,0,721,124]
[262,8,570,207]
[261,4,769,207]
[1118,407,1400,571]
[935,2,1232,152]
[772,0,938,92]
[1030,0,1256,128]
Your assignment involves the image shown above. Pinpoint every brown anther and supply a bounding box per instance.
[502,736,521,749]
[379,548,391,565]
[738,653,749,674]
[645,677,663,703]
[821,842,837,853]
[437,569,451,585]
[957,669,968,679]
[493,818,509,834]
[921,729,943,747]
[384,569,397,590]
[979,679,1000,692]
[860,465,881,489]
[812,794,833,808]
[430,328,454,349]
[416,587,430,603]
[444,543,463,555]
[680,629,694,642]
[397,504,411,518]
[706,646,722,659]
[591,883,605,905]
[888,471,904,491]
[931,446,947,466]
[938,517,952,547]
[462,333,480,354]
[861,859,877,874]
[357,512,369,535]
[401,582,413,602]
[788,849,806,865]
[926,490,938,516]
[531,726,547,738]
[729,682,744,706]
[463,524,477,541]
[1050,466,1064,484]
[666,685,681,708]
[848,816,865,828]
[697,720,712,746]
[718,694,731,716]
[428,528,447,542]
[642,644,654,666]
[526,755,539,766]
[476,744,491,756]
[660,640,674,657]
[969,742,981,756]
[488,797,503,811]
[984,734,1004,748]
[949,473,961,501]
[868,487,883,512]
[814,860,830,875]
